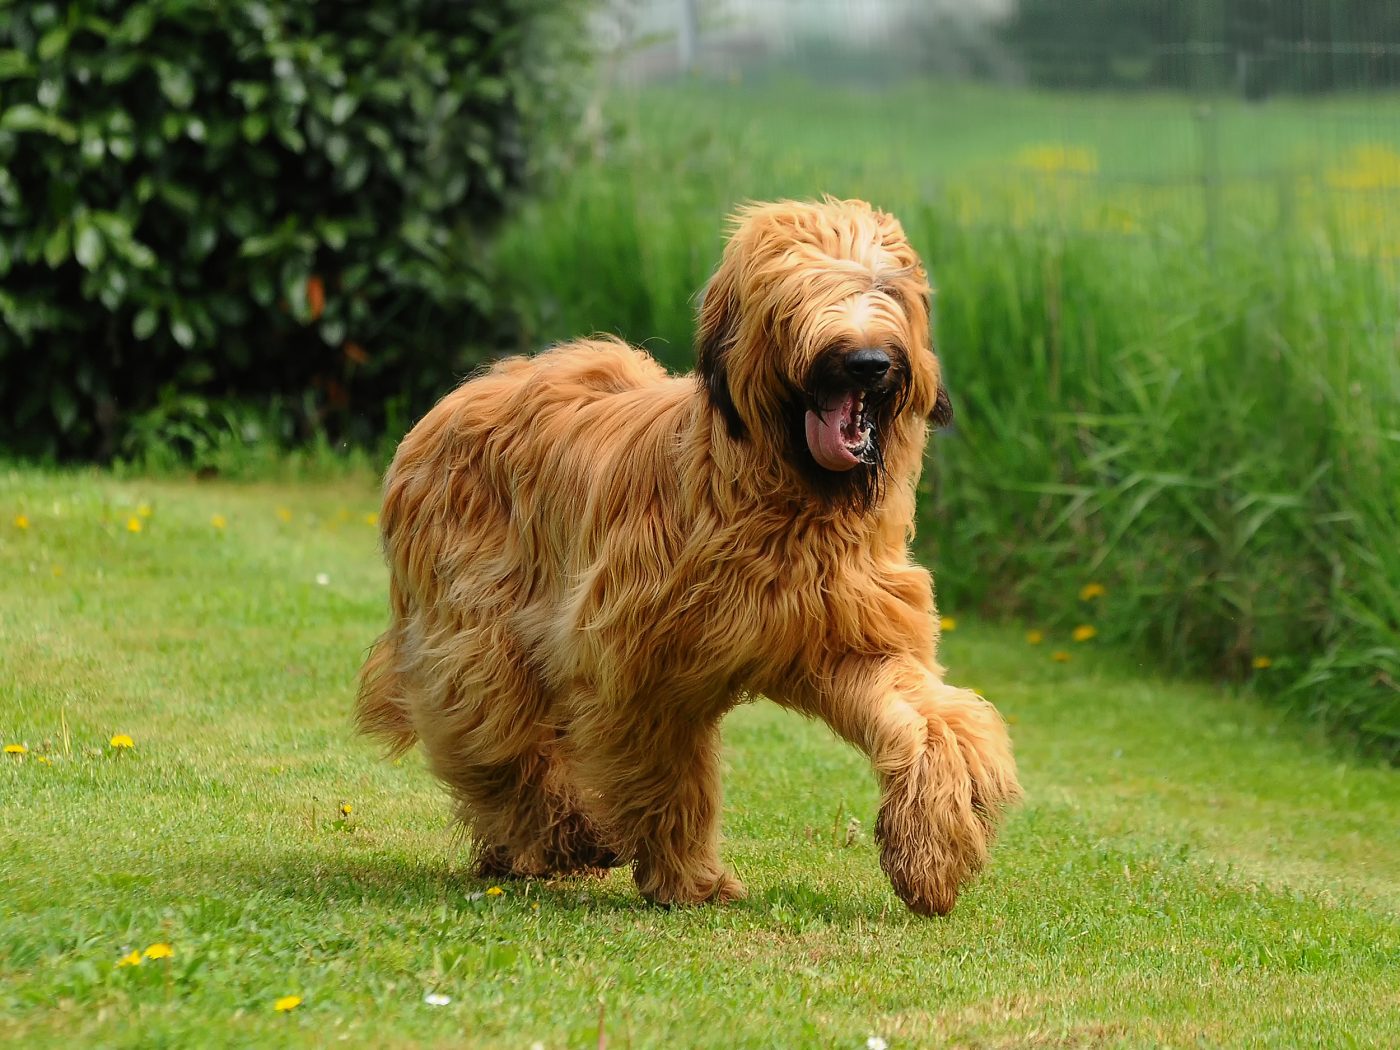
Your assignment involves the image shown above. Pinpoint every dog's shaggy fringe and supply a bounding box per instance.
[357,198,1020,914]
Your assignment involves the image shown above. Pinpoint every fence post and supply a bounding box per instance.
[678,0,699,72]
[1195,101,1222,262]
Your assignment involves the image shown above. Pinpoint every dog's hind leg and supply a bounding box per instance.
[444,743,619,881]
[794,659,1020,916]
[455,747,618,880]
[407,618,618,879]
[566,698,746,906]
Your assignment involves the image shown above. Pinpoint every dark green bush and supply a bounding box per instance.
[0,0,586,458]
[1002,0,1400,94]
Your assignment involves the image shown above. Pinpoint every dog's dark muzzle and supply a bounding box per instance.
[843,348,891,385]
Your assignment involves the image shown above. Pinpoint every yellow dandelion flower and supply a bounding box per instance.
[1015,143,1099,176]
[210,514,227,529]
[143,943,174,960]
[116,950,142,968]
[339,802,353,817]
[126,516,142,533]
[1325,144,1400,191]
[1072,625,1097,643]
[110,734,135,749]
[531,901,540,910]
[13,514,29,530]
[37,755,52,765]
[52,565,64,576]
[1079,582,1106,601]
[4,743,27,755]
[363,512,379,527]
[1051,650,1072,663]
[1252,656,1273,670]
[276,507,293,523]
[939,616,957,632]
[1025,629,1044,645]
[273,995,302,1012]
[137,504,153,519]
[485,885,505,897]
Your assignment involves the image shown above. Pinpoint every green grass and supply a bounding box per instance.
[618,78,1400,183]
[493,76,1400,758]
[3,470,1398,1047]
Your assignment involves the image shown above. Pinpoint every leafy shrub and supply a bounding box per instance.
[0,0,586,458]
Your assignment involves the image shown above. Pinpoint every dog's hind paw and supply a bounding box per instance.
[471,843,524,879]
[709,871,748,904]
[637,864,747,907]
[472,842,620,882]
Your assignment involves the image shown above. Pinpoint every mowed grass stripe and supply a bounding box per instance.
[2,471,1397,1048]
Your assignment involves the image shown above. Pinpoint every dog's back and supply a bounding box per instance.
[355,337,684,750]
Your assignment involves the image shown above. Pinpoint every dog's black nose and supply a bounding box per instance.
[844,348,890,384]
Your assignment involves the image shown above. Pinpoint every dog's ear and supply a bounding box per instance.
[695,263,746,440]
[930,384,954,428]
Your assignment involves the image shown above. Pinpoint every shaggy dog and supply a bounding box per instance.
[356,198,1020,916]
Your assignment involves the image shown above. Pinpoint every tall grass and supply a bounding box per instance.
[917,219,1399,753]
[493,81,1400,758]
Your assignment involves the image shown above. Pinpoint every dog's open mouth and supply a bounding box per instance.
[805,392,875,472]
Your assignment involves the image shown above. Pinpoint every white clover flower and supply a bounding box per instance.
[424,992,451,1007]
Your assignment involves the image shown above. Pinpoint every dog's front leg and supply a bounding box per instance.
[801,659,1021,916]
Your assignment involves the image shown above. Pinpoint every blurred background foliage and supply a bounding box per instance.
[1006,0,1400,94]
[2,0,1397,759]
[0,0,586,459]
[493,0,1399,759]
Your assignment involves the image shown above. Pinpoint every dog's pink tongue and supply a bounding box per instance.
[805,397,860,471]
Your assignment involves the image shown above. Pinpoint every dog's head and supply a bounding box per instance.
[696,198,948,507]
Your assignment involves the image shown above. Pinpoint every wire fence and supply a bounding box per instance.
[604,0,1400,259]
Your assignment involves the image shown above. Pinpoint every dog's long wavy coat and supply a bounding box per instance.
[357,198,1020,915]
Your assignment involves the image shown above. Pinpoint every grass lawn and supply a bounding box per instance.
[2,468,1397,1048]
[605,79,1400,251]
[625,79,1400,182]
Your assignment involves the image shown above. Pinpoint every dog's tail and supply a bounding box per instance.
[355,592,418,756]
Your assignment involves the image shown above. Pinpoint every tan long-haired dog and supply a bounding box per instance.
[357,198,1020,916]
